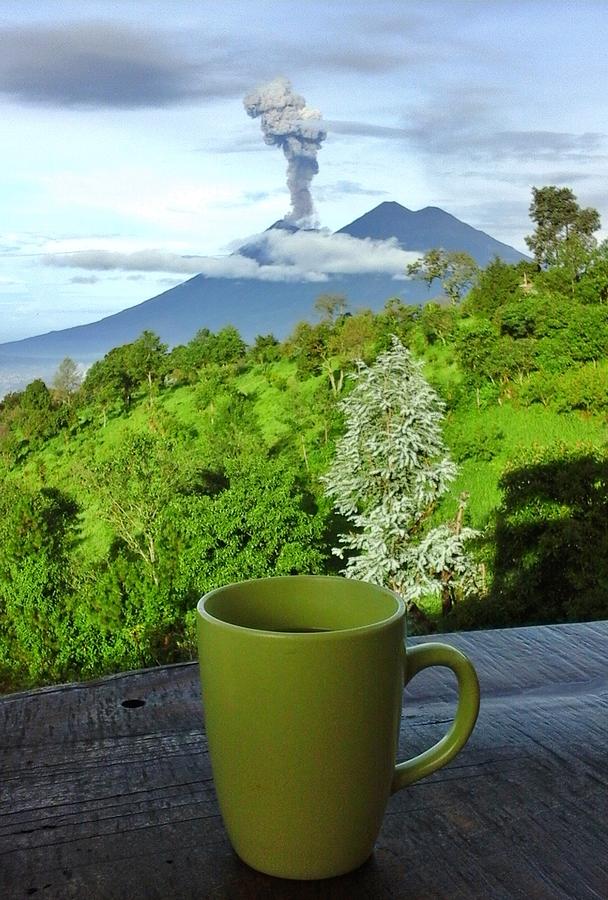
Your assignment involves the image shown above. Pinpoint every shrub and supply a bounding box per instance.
[488,443,608,625]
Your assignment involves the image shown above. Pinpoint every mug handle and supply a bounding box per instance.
[391,642,480,793]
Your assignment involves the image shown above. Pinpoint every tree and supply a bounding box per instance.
[324,309,380,394]
[286,311,379,396]
[377,297,418,343]
[82,346,138,417]
[52,357,82,403]
[322,337,479,613]
[525,186,600,269]
[165,343,194,385]
[85,430,207,585]
[329,309,377,361]
[456,320,502,384]
[285,320,330,377]
[0,484,81,687]
[407,248,445,290]
[211,325,247,365]
[314,293,349,323]
[81,332,168,416]
[21,378,53,412]
[407,249,478,304]
[464,257,527,316]
[18,379,58,444]
[184,325,247,369]
[575,240,608,304]
[250,333,281,363]
[196,377,264,465]
[419,302,456,346]
[126,331,168,395]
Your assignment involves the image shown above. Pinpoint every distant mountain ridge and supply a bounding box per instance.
[0,201,528,395]
[338,202,525,266]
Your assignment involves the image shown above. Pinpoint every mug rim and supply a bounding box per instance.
[197,574,405,639]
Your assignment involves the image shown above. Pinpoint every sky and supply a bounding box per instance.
[1,0,607,342]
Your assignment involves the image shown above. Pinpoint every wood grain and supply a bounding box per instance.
[1,621,607,899]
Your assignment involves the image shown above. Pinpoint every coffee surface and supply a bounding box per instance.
[263,626,331,633]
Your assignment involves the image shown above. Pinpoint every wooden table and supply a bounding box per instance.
[1,621,607,899]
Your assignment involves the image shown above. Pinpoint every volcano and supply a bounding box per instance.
[0,201,527,395]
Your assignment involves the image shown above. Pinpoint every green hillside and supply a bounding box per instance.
[2,201,608,693]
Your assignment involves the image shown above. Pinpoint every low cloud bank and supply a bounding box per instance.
[44,230,420,282]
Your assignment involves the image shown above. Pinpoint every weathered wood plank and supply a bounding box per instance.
[1,621,607,899]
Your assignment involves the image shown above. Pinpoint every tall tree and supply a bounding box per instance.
[18,379,58,443]
[52,357,82,404]
[464,257,527,316]
[184,325,247,369]
[407,249,478,304]
[127,331,168,394]
[322,337,479,613]
[85,430,200,585]
[82,346,138,416]
[525,185,600,269]
[314,293,349,323]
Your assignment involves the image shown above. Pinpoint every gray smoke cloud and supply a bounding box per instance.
[244,76,326,226]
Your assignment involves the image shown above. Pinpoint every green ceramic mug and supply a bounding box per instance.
[197,575,480,880]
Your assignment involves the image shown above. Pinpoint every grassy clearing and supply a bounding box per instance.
[441,401,608,527]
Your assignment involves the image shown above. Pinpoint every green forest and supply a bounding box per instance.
[1,186,607,693]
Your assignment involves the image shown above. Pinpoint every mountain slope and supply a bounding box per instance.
[1,272,431,359]
[0,201,528,394]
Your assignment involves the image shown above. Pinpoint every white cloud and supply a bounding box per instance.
[43,229,420,281]
[43,247,327,282]
[255,230,420,275]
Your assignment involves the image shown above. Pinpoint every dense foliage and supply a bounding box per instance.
[1,186,607,692]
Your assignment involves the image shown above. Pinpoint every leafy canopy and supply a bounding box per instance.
[525,185,600,269]
[407,249,478,304]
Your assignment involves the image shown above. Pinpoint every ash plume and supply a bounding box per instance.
[244,76,326,226]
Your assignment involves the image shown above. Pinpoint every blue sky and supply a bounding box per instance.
[1,0,606,341]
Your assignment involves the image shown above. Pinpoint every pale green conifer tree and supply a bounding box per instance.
[322,336,479,610]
